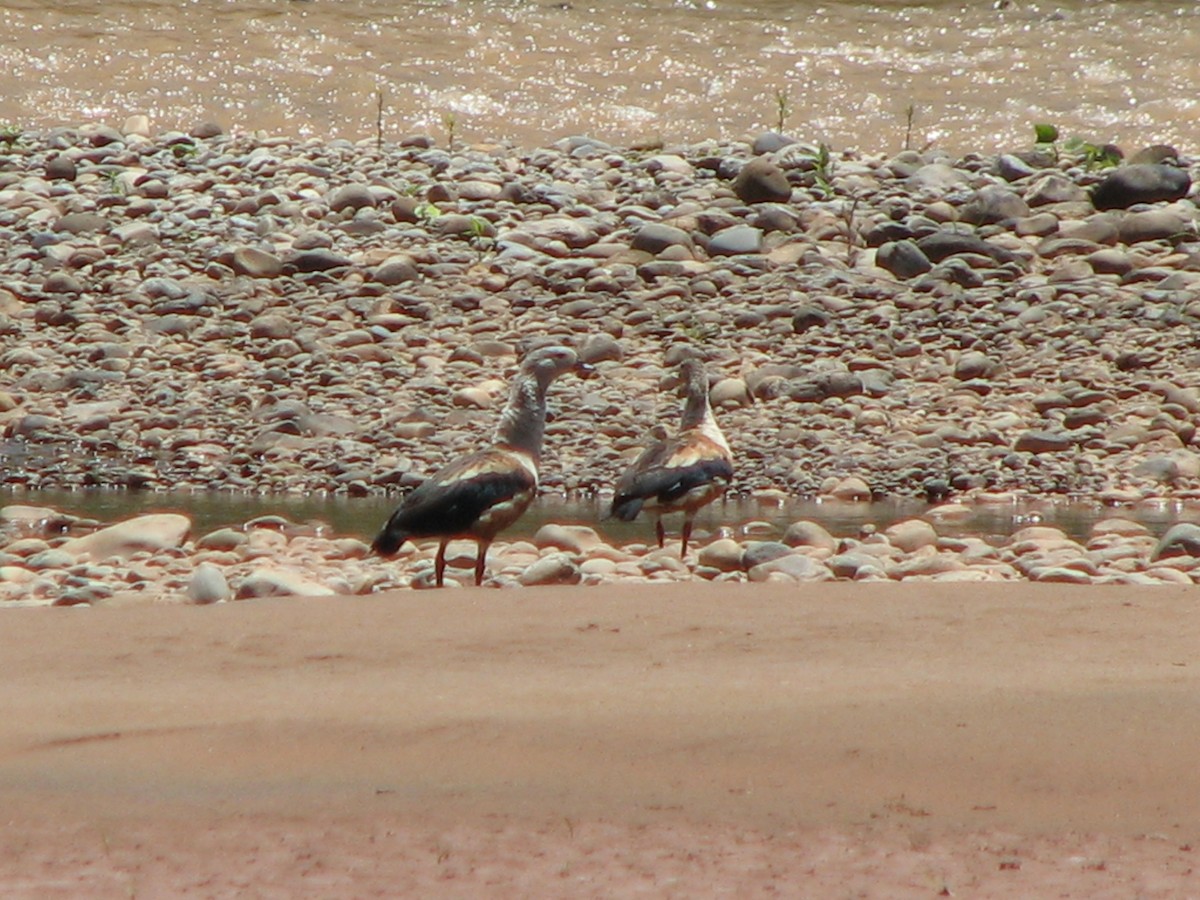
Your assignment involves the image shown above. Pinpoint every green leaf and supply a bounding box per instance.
[1033,123,1059,144]
[414,202,441,221]
[1093,146,1122,169]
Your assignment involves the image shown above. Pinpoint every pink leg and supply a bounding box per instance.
[681,516,694,557]
[655,519,665,549]
[474,540,491,586]
[435,540,448,587]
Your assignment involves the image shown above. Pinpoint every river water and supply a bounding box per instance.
[1,1,1196,155]
[4,488,1191,546]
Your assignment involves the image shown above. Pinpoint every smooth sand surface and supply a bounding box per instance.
[2,581,1199,897]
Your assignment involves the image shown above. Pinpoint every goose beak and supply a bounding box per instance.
[574,360,596,379]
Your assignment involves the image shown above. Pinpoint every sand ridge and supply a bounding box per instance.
[1,581,1198,895]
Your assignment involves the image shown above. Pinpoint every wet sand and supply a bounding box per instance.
[2,581,1198,896]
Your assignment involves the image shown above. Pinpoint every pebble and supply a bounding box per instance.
[826,477,873,502]
[883,519,939,553]
[1090,163,1191,210]
[747,553,832,583]
[707,225,763,256]
[696,538,744,572]
[733,157,792,204]
[187,562,231,604]
[0,498,1194,605]
[0,126,1197,599]
[782,521,838,553]
[57,514,191,561]
[1152,523,1200,561]
[519,552,582,586]
[877,240,932,278]
[234,568,336,599]
[533,524,603,554]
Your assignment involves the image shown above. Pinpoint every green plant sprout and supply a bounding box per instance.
[467,215,495,262]
[103,169,126,195]
[414,201,442,222]
[903,103,917,152]
[467,216,489,239]
[376,87,385,150]
[1032,122,1060,160]
[773,88,791,133]
[842,194,861,264]
[1034,124,1122,170]
[441,111,457,151]
[1033,123,1059,145]
[810,142,834,197]
[1033,123,1060,160]
[669,311,721,343]
[1061,136,1122,170]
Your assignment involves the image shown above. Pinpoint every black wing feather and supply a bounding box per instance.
[372,469,533,555]
[610,457,733,519]
[657,457,734,503]
[610,439,669,520]
[610,495,645,522]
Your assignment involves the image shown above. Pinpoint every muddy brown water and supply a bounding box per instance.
[1,1,1196,155]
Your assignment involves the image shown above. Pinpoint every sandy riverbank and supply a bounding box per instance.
[2,580,1198,897]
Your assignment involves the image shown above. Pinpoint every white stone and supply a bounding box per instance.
[187,562,231,604]
[235,569,335,599]
[884,519,939,553]
[58,514,191,561]
[519,553,581,586]
[533,524,602,554]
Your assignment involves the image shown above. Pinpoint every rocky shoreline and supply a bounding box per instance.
[5,498,1200,606]
[2,120,1200,601]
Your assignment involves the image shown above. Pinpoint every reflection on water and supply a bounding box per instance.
[0,1,1197,154]
[3,488,1192,546]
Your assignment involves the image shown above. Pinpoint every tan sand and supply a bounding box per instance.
[1,581,1198,897]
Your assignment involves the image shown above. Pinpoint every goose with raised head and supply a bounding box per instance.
[610,356,733,555]
[373,345,591,587]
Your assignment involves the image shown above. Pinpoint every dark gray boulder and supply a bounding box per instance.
[631,223,693,254]
[1116,210,1188,244]
[289,249,354,272]
[1152,523,1200,561]
[751,132,797,154]
[1091,164,1191,210]
[916,231,1019,265]
[733,157,792,204]
[707,225,762,256]
[877,239,932,279]
[959,185,1030,225]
